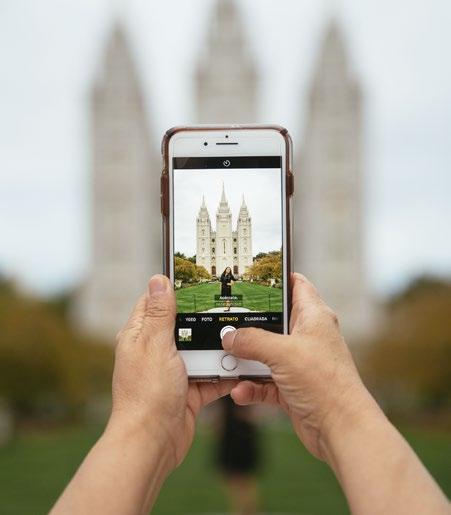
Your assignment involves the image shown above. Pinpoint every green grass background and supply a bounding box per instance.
[176,282,282,313]
[0,420,450,514]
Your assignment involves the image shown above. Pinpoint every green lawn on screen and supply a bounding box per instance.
[176,281,282,313]
[0,421,450,514]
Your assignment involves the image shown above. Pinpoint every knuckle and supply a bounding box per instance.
[231,327,257,352]
[291,298,303,316]
[119,315,142,337]
[262,381,273,399]
[231,328,245,349]
[304,302,323,322]
[115,314,145,349]
[235,327,262,347]
[301,303,341,340]
[310,300,331,318]
[324,306,340,327]
[145,295,172,320]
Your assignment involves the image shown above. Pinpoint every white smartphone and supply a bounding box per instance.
[161,125,293,380]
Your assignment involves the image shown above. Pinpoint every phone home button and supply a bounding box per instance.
[221,354,238,372]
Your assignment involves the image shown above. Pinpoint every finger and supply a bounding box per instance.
[289,272,322,333]
[142,274,176,345]
[187,380,238,417]
[194,380,238,409]
[291,272,321,308]
[116,293,148,343]
[222,327,287,368]
[230,381,281,407]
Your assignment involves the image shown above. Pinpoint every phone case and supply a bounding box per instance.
[160,125,294,381]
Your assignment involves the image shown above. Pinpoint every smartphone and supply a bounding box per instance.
[161,125,293,380]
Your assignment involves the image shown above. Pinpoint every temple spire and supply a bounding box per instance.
[309,18,359,107]
[93,20,140,99]
[238,194,250,221]
[76,16,158,339]
[196,0,257,123]
[217,183,231,215]
[198,194,210,218]
[294,17,376,342]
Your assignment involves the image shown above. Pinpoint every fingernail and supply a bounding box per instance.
[222,330,237,350]
[148,275,168,295]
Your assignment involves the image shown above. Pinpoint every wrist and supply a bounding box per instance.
[318,384,384,469]
[105,412,177,474]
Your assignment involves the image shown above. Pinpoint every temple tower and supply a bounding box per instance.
[295,20,376,341]
[75,22,158,338]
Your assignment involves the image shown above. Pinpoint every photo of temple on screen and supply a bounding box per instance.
[173,167,283,314]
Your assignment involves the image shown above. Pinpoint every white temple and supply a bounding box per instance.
[196,185,253,277]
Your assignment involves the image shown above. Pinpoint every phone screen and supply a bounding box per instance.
[172,155,285,350]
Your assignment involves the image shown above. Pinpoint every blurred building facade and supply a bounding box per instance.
[75,0,376,342]
[196,0,257,123]
[294,22,376,341]
[74,24,161,336]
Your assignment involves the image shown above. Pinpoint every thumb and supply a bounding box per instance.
[221,327,288,368]
[142,274,176,343]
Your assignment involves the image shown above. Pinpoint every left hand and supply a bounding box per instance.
[109,274,235,470]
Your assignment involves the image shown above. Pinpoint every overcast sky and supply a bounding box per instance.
[0,0,450,297]
[174,168,282,256]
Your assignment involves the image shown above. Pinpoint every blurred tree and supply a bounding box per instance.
[174,256,211,282]
[0,274,15,296]
[44,290,73,320]
[0,280,113,426]
[249,252,282,281]
[174,256,197,282]
[254,250,280,260]
[195,265,211,280]
[363,276,451,415]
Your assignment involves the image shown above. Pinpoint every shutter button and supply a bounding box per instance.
[220,326,238,371]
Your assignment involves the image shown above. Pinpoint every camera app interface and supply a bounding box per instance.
[173,156,284,350]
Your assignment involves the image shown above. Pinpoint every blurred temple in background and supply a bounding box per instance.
[74,0,378,343]
[0,2,450,512]
[196,0,257,123]
[74,22,160,337]
[295,21,377,342]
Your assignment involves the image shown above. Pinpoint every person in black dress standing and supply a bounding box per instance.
[220,266,235,312]
[215,396,261,515]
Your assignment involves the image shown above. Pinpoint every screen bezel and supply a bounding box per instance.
[168,128,288,378]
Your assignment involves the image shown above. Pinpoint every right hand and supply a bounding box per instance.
[221,272,378,461]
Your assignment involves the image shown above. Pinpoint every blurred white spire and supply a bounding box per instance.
[196,0,258,123]
[111,0,127,19]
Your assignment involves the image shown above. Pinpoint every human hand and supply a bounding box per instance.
[109,274,235,470]
[222,273,378,461]
[53,273,450,515]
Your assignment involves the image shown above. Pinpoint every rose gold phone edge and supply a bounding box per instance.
[161,125,293,382]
